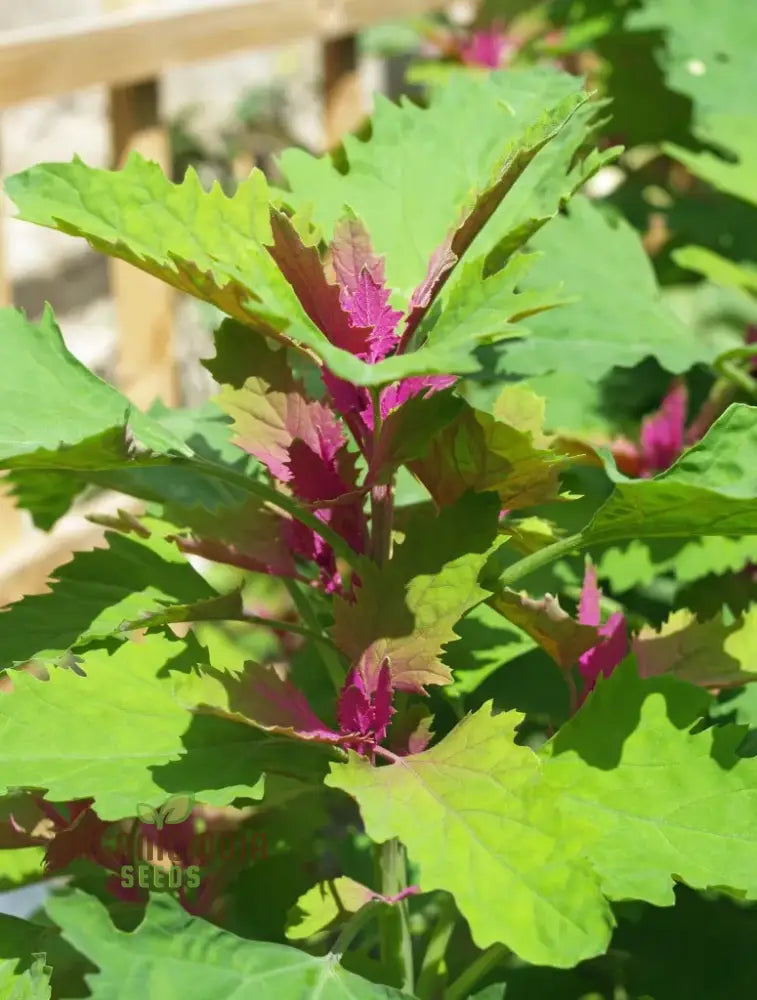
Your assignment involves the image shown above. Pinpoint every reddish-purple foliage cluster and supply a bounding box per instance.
[576,562,628,703]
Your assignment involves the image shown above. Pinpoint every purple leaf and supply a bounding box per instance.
[577,561,628,702]
[459,30,516,69]
[638,380,688,476]
[331,216,386,295]
[379,374,457,420]
[337,659,396,753]
[267,210,373,357]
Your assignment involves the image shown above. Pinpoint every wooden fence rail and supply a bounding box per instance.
[0,0,443,602]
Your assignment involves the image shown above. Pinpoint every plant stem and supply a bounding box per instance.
[416,894,457,1000]
[376,838,414,993]
[368,388,395,567]
[330,900,383,959]
[370,483,394,565]
[716,359,757,399]
[494,532,583,591]
[444,944,509,1000]
[282,578,345,693]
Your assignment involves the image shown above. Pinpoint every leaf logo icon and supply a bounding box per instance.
[136,793,195,831]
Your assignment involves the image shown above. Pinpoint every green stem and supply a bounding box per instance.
[370,483,394,565]
[416,894,457,1000]
[376,838,414,993]
[369,389,394,567]
[282,578,345,693]
[494,532,583,591]
[331,900,383,959]
[716,359,757,399]
[444,944,509,1000]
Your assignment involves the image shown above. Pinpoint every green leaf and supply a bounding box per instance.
[500,198,713,379]
[629,0,757,144]
[0,306,188,465]
[326,702,612,968]
[443,601,537,698]
[593,535,757,594]
[280,68,591,307]
[5,72,604,390]
[406,253,566,379]
[47,889,415,999]
[332,492,501,691]
[0,530,215,668]
[0,634,332,819]
[286,877,374,941]
[666,117,757,208]
[541,659,757,906]
[673,245,757,295]
[408,385,574,509]
[633,607,757,688]
[0,954,51,1000]
[580,404,757,546]
[0,307,357,571]
[0,847,45,891]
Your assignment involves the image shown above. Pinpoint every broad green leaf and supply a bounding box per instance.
[541,660,757,905]
[629,0,757,139]
[326,701,612,967]
[0,955,51,1000]
[47,890,414,1000]
[332,492,501,691]
[286,877,374,941]
[673,245,757,295]
[666,117,757,207]
[393,253,564,381]
[409,385,575,508]
[594,535,757,594]
[443,602,537,698]
[0,307,188,465]
[580,405,757,547]
[0,634,331,819]
[0,847,45,891]
[633,607,757,688]
[0,307,355,570]
[5,74,601,389]
[0,530,214,668]
[280,68,590,307]
[501,197,713,378]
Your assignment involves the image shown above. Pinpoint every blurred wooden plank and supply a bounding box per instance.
[323,34,364,149]
[0,0,443,108]
[0,476,23,555]
[0,140,9,308]
[0,494,144,608]
[109,77,177,407]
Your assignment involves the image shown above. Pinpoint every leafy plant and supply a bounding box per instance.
[1,42,757,1000]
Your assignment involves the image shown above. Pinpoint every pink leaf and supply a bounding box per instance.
[639,380,688,475]
[331,216,386,295]
[576,561,628,702]
[330,216,403,362]
[460,30,512,69]
[379,374,457,419]
[578,560,602,629]
[577,612,628,700]
[267,210,373,357]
